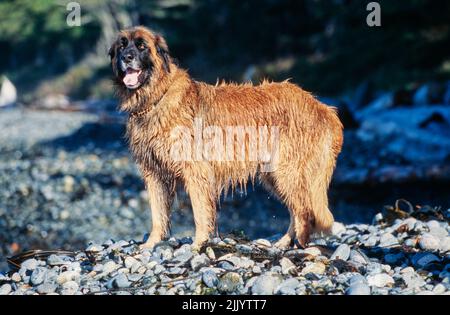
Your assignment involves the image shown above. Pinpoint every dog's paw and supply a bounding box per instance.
[139,240,159,251]
[274,235,293,250]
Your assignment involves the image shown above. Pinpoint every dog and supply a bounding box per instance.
[109,26,343,251]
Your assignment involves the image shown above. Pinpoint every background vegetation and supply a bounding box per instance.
[0,0,449,102]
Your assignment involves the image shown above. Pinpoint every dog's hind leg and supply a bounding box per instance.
[260,173,295,249]
[140,174,175,250]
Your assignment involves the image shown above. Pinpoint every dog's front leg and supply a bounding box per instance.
[185,178,217,252]
[140,174,175,250]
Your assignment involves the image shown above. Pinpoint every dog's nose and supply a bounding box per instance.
[124,53,134,62]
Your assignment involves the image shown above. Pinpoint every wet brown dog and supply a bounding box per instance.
[109,26,343,251]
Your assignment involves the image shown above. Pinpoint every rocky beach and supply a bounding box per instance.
[1,84,450,295]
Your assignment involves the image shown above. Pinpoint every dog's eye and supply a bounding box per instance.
[136,42,146,50]
[119,37,128,49]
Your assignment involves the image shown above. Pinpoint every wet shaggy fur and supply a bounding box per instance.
[109,26,343,250]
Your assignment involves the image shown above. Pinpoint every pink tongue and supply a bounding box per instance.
[123,70,140,86]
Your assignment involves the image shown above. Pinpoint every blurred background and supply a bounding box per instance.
[0,0,450,269]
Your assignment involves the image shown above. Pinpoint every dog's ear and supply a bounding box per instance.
[155,34,171,73]
[108,43,115,60]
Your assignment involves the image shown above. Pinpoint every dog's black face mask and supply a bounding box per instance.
[110,36,153,90]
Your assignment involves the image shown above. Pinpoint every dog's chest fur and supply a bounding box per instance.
[125,71,198,179]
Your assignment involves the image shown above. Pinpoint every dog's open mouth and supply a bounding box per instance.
[123,68,142,89]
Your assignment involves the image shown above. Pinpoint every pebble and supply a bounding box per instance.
[0,284,12,295]
[349,274,367,285]
[304,247,322,256]
[205,247,216,260]
[349,249,369,265]
[11,272,21,282]
[21,259,39,271]
[251,273,283,295]
[61,281,79,295]
[367,274,395,287]
[411,253,440,268]
[124,256,139,269]
[275,278,300,295]
[202,269,219,288]
[190,254,210,271]
[300,262,326,275]
[346,283,371,295]
[218,272,243,293]
[384,253,404,265]
[401,271,425,289]
[103,260,118,274]
[279,257,296,274]
[47,255,66,266]
[379,233,399,247]
[331,222,346,235]
[56,271,79,285]
[433,284,446,294]
[112,273,131,288]
[236,244,253,254]
[30,267,47,286]
[86,244,103,252]
[419,233,441,251]
[331,244,351,261]
[37,283,57,294]
[254,239,271,248]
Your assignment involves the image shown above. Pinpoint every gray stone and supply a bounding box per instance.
[224,238,237,245]
[301,262,326,275]
[86,244,103,252]
[103,260,117,274]
[112,273,131,288]
[124,256,139,269]
[30,267,47,285]
[11,272,21,282]
[236,244,253,254]
[202,269,219,288]
[21,258,39,271]
[367,274,395,287]
[363,235,378,247]
[433,283,446,294]
[191,254,211,271]
[349,249,370,265]
[218,272,243,293]
[275,278,300,295]
[419,233,440,251]
[349,274,367,286]
[37,283,57,294]
[279,257,296,274]
[254,239,271,248]
[440,237,450,253]
[56,271,79,285]
[173,251,193,264]
[0,284,12,295]
[346,283,371,295]
[402,271,425,289]
[379,233,399,247]
[251,273,283,295]
[128,274,144,282]
[331,222,346,235]
[154,264,165,275]
[331,244,351,261]
[47,255,66,266]
[205,247,216,260]
[60,281,79,295]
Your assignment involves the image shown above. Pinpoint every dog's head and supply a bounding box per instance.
[109,26,171,90]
